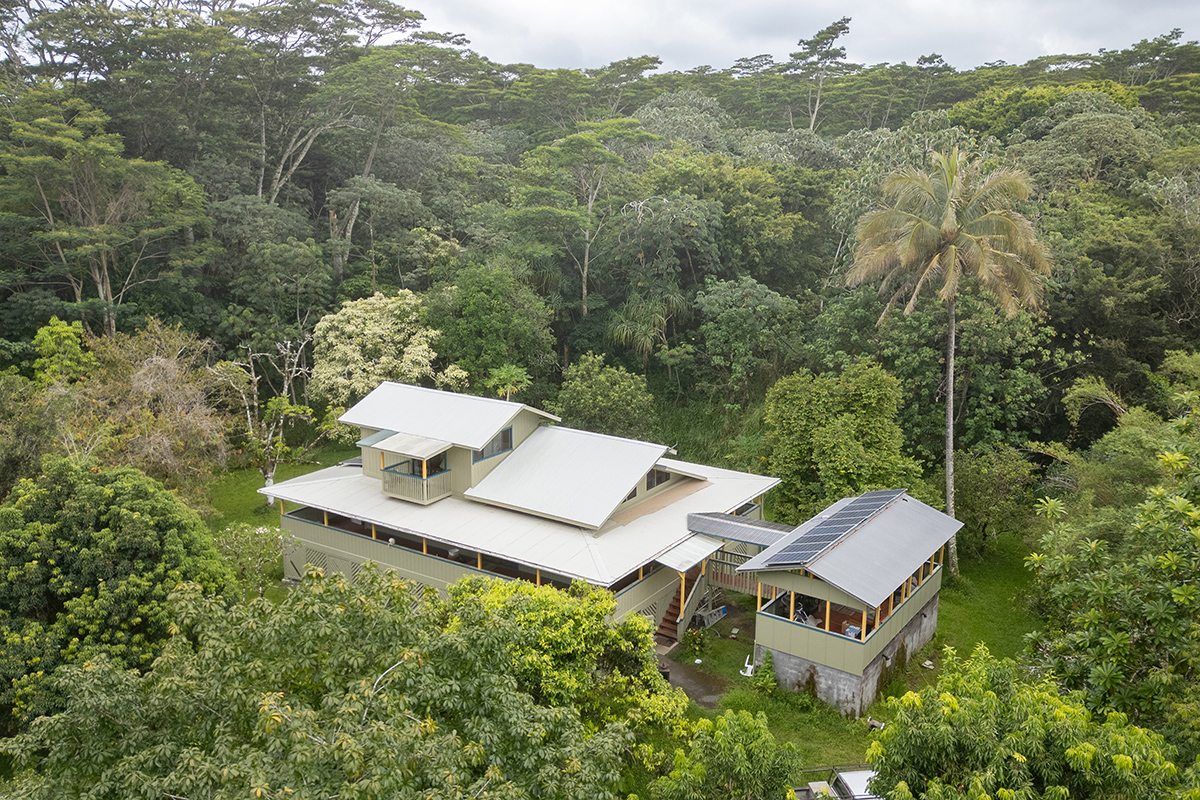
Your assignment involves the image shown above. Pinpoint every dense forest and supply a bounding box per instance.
[2,2,1200,798]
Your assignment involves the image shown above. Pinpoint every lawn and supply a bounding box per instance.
[207,445,358,530]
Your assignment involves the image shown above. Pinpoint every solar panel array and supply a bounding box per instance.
[763,488,906,567]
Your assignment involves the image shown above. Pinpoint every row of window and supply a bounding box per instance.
[473,427,513,462]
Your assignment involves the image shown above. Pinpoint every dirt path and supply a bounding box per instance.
[660,655,732,709]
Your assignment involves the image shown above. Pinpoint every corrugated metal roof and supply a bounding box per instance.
[657,534,725,571]
[687,512,793,546]
[464,426,668,529]
[374,432,452,460]
[339,382,558,450]
[356,429,396,447]
[264,460,778,587]
[739,493,962,609]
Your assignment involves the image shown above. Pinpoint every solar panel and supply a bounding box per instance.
[763,488,906,568]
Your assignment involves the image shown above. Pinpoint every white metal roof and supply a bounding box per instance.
[373,431,452,460]
[464,426,669,529]
[338,382,558,451]
[265,461,778,586]
[740,493,962,609]
[657,534,725,572]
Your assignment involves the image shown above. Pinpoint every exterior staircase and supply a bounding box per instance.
[656,564,703,642]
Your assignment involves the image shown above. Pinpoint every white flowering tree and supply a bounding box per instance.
[311,291,466,411]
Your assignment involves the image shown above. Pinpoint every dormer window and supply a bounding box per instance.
[473,427,513,462]
[646,468,671,491]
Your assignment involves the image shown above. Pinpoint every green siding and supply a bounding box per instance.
[754,565,943,676]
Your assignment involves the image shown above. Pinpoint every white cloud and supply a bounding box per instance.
[411,0,1196,73]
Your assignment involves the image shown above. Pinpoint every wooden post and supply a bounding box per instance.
[477,552,482,570]
[638,565,644,580]
[875,604,882,624]
[371,523,377,540]
[680,572,687,604]
[278,498,284,515]
[889,593,895,616]
[861,610,867,641]
[536,569,541,587]
[824,600,831,631]
[422,538,427,554]
[772,585,778,600]
[939,544,945,564]
[422,459,427,480]
[323,510,329,527]
[790,592,796,620]
[756,582,763,611]
[379,451,384,470]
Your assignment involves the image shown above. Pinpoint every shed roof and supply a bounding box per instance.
[657,534,725,571]
[686,512,793,547]
[739,492,962,609]
[464,426,669,529]
[339,382,558,450]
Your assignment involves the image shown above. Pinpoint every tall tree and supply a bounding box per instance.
[782,17,860,131]
[847,147,1050,575]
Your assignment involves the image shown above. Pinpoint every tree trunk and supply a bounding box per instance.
[945,293,959,577]
[263,470,276,507]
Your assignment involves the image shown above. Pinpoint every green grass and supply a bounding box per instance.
[207,445,358,531]
[936,531,1040,660]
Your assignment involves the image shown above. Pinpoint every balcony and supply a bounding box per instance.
[381,465,452,504]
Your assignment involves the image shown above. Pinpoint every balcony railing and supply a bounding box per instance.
[381,466,452,504]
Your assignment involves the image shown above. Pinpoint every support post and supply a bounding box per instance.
[278,498,284,515]
[323,510,329,527]
[536,569,541,586]
[790,592,796,620]
[756,582,763,611]
[477,552,482,570]
[825,600,831,632]
[861,610,867,641]
[422,538,427,555]
[939,544,945,564]
[422,459,427,480]
[379,451,384,470]
[889,593,895,616]
[371,523,377,541]
[639,565,644,580]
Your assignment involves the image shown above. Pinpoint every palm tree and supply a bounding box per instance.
[847,147,1051,576]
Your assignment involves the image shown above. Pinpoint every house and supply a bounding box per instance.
[690,489,962,715]
[263,382,779,640]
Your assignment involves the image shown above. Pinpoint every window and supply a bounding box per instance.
[473,427,513,462]
[624,487,637,502]
[645,468,671,491]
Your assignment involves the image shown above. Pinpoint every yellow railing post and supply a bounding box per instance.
[756,582,762,611]
[371,523,377,540]
[861,610,867,641]
[790,592,796,620]
[825,600,831,631]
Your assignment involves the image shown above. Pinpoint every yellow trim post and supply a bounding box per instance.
[790,591,796,620]
[422,538,427,554]
[477,552,482,570]
[680,572,687,606]
[380,451,384,470]
[371,523,377,540]
[323,510,329,527]
[861,610,867,641]
[772,585,778,600]
[756,581,763,611]
[422,459,427,480]
[825,600,831,631]
[638,565,644,580]
[939,544,945,564]
[889,593,895,616]
[278,498,284,514]
[536,569,541,586]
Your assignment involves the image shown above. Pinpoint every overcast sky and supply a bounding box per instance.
[410,0,1197,73]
